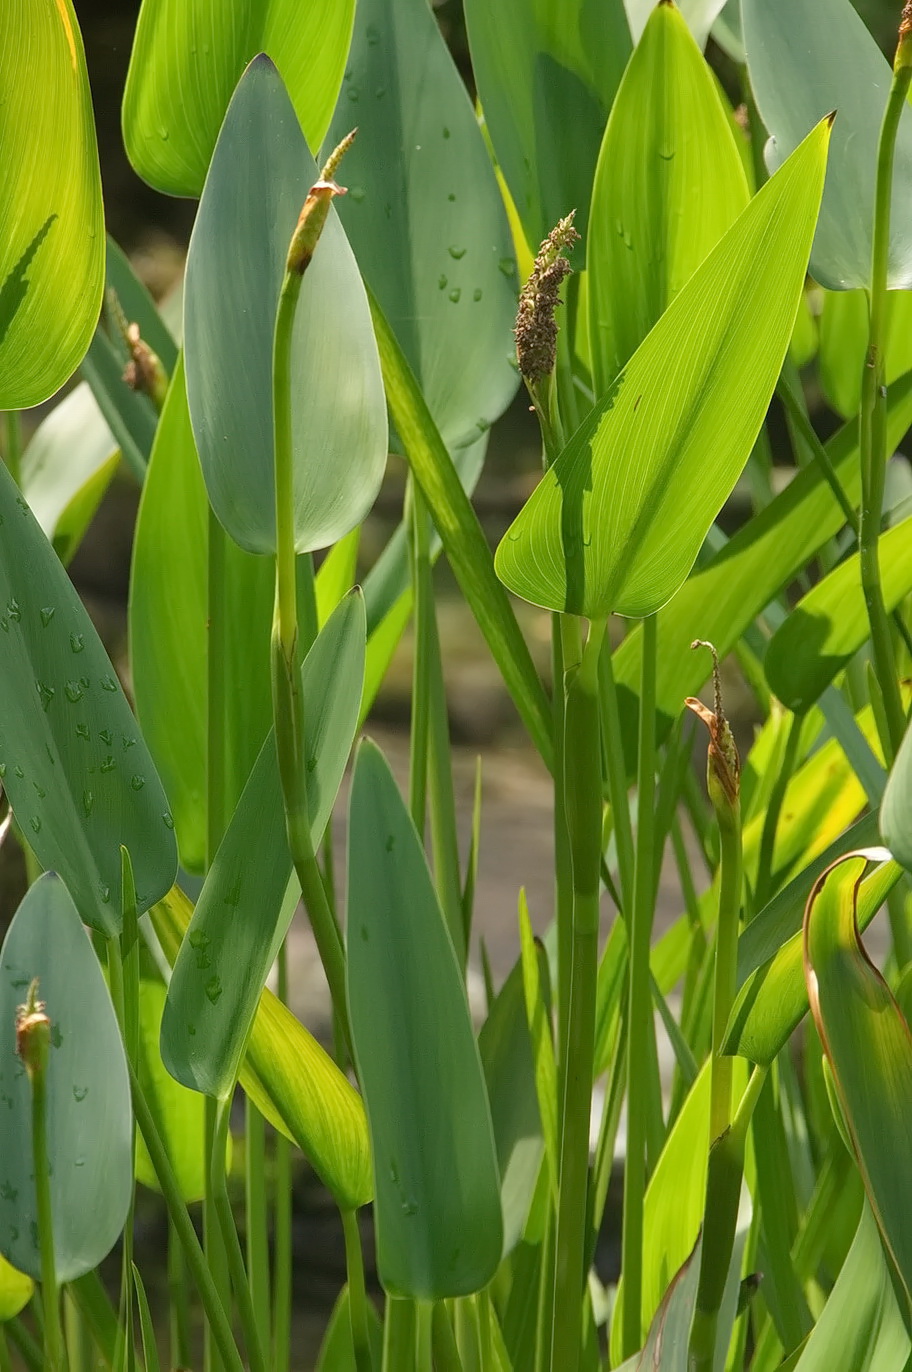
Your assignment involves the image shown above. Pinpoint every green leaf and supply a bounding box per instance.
[881,720,912,874]
[0,874,132,1282]
[765,515,912,712]
[805,849,912,1306]
[123,0,353,197]
[184,57,387,556]
[347,739,503,1297]
[0,1254,32,1323]
[820,289,912,418]
[129,355,274,873]
[0,461,177,934]
[588,1,749,394]
[323,0,519,451]
[742,0,912,291]
[0,0,103,407]
[134,979,208,1203]
[495,119,831,618]
[614,1239,702,1372]
[517,892,558,1200]
[149,884,373,1212]
[132,1263,162,1372]
[369,293,553,768]
[463,0,631,253]
[315,1285,384,1372]
[162,591,365,1098]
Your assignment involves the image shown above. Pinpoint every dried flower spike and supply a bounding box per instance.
[515,212,580,385]
[897,1,912,68]
[685,640,740,807]
[285,129,357,276]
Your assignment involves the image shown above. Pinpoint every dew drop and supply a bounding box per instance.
[188,1023,196,1037]
[205,976,223,1005]
[385,835,395,852]
[0,764,5,778]
[223,878,241,908]
[449,288,461,303]
[74,1157,85,1168]
[498,256,516,277]
[347,86,360,102]
[349,186,366,203]
[442,126,450,139]
[448,245,466,260]
[473,288,482,302]
[374,86,387,99]
[401,1199,418,1216]
[100,756,115,774]
[29,816,41,835]
[438,274,448,290]
[69,633,84,654]
[360,925,369,942]
[15,498,28,517]
[99,883,111,904]
[389,1162,399,1184]
[189,930,211,950]
[7,599,20,623]
[0,618,7,633]
[13,766,23,779]
[51,1025,62,1048]
[32,782,46,799]
[82,790,94,817]
[122,735,137,750]
[36,682,55,712]
[39,607,55,627]
[130,775,145,791]
[64,681,84,703]
[75,723,90,742]
[162,812,175,830]
[100,675,118,692]
[158,127,169,141]
[99,729,112,745]
[448,193,456,202]
[366,22,380,44]
[73,1085,88,1102]
[476,418,491,433]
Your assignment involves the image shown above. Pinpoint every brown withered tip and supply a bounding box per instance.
[515,212,580,386]
[825,110,838,127]
[902,1,912,37]
[686,640,740,806]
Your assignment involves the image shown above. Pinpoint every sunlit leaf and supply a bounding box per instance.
[0,1253,32,1323]
[820,288,912,417]
[134,979,209,1203]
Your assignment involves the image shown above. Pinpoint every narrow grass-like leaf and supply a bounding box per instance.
[517,892,558,1199]
[131,1263,162,1372]
[134,979,208,1203]
[0,0,103,407]
[496,120,831,618]
[805,850,912,1304]
[184,57,387,556]
[130,355,274,873]
[149,886,373,1212]
[614,1238,702,1372]
[315,529,360,627]
[766,515,912,712]
[369,293,553,767]
[323,0,518,452]
[347,739,503,1297]
[0,462,177,933]
[123,0,353,196]
[0,875,132,1282]
[162,591,365,1098]
[820,289,912,418]
[587,1,748,394]
[315,1285,384,1372]
[0,1256,32,1322]
[20,383,118,559]
[743,0,912,290]
[882,723,912,874]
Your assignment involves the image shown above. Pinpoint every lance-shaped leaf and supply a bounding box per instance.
[0,875,132,1282]
[495,118,831,619]
[881,723,912,875]
[588,0,749,395]
[463,0,631,254]
[162,591,365,1098]
[805,849,912,1303]
[0,462,177,934]
[322,0,518,453]
[0,0,103,407]
[130,356,274,873]
[347,739,503,1298]
[184,57,387,556]
[624,0,728,49]
[765,515,912,713]
[123,0,353,197]
[743,0,912,291]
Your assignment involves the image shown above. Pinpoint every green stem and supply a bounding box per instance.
[245,1097,271,1353]
[620,612,658,1359]
[708,797,743,1146]
[408,479,431,835]
[128,1064,244,1372]
[431,1303,464,1372]
[31,1048,62,1370]
[551,617,606,1372]
[3,411,22,487]
[0,1326,11,1372]
[167,1220,191,1369]
[382,1297,415,1372]
[776,376,859,534]
[7,1317,43,1372]
[598,635,635,909]
[342,1210,373,1372]
[211,1099,267,1372]
[64,1289,89,1372]
[552,618,575,1073]
[273,942,293,1372]
[859,49,912,760]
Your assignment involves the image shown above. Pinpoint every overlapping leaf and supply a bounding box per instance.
[881,720,912,873]
[820,289,912,418]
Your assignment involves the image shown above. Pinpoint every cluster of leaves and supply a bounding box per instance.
[2,0,912,1369]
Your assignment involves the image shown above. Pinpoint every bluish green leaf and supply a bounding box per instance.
[0,0,104,406]
[624,0,728,52]
[123,0,354,197]
[347,739,503,1297]
[0,461,177,933]
[0,874,132,1282]
[184,57,387,555]
[495,120,831,618]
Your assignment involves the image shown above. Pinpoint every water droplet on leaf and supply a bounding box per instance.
[39,607,54,627]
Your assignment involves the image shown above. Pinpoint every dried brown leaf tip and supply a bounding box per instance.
[685,640,740,807]
[515,212,580,385]
[897,2,912,65]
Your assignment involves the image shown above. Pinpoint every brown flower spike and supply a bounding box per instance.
[686,640,740,808]
[515,213,580,385]
[285,129,357,276]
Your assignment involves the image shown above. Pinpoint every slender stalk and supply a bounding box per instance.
[167,1221,191,1369]
[128,1063,245,1372]
[431,1303,464,1371]
[342,1211,373,1372]
[534,1189,555,1372]
[7,1317,43,1372]
[3,411,22,487]
[408,479,431,835]
[598,636,635,909]
[620,613,658,1358]
[273,942,292,1372]
[859,27,912,759]
[382,1297,415,1372]
[776,376,859,534]
[245,1098,271,1353]
[552,619,575,1073]
[0,1326,11,1372]
[551,617,606,1371]
[211,1099,266,1372]
[64,1290,89,1372]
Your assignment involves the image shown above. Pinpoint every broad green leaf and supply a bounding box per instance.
[0,0,103,407]
[370,294,553,768]
[0,461,177,934]
[20,383,118,560]
[134,979,208,1203]
[129,355,274,873]
[820,289,912,418]
[495,120,831,618]
[463,0,631,253]
[149,885,373,1211]
[323,0,519,452]
[347,739,503,1297]
[881,721,912,874]
[624,0,729,53]
[315,1285,384,1372]
[793,1202,910,1372]
[184,57,387,555]
[805,850,912,1305]
[610,372,912,760]
[742,0,912,291]
[123,0,353,197]
[162,591,365,1098]
[0,875,132,1282]
[0,1254,32,1322]
[765,515,912,712]
[478,944,545,1256]
[724,855,901,1065]
[588,1,749,394]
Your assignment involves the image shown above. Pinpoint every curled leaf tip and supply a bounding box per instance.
[515,211,580,385]
[320,128,358,183]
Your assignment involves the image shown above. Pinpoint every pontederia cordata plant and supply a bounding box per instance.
[4,0,912,1368]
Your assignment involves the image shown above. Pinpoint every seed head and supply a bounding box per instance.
[515,213,580,386]
[896,2,912,68]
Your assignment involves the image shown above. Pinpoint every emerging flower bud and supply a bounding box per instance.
[15,979,51,1080]
[898,3,912,71]
[514,213,580,385]
[685,640,740,810]
[285,130,357,276]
